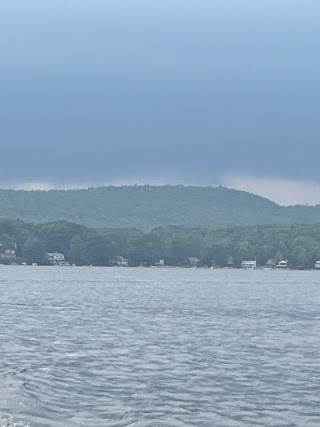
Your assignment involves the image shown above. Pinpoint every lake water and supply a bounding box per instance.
[1,266,320,427]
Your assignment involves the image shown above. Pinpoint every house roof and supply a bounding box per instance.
[47,252,64,257]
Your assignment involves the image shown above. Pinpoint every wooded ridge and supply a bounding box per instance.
[0,185,319,229]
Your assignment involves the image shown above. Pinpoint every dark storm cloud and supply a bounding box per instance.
[1,0,320,185]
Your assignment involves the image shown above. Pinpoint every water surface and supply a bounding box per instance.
[1,266,320,426]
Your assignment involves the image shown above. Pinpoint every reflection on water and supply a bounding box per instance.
[1,266,320,426]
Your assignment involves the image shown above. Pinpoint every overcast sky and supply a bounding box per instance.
[1,0,320,205]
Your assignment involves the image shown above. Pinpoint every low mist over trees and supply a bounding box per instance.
[1,218,320,269]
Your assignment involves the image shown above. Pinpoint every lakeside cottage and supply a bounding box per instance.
[188,257,200,267]
[226,256,235,267]
[47,252,65,265]
[241,260,257,269]
[314,261,320,270]
[117,256,129,267]
[276,260,288,269]
[0,243,17,260]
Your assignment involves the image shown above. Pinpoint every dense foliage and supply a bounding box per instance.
[1,218,320,269]
[0,186,320,229]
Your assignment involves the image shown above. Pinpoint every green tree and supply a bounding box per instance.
[292,246,308,269]
[68,235,88,265]
[86,233,110,266]
[22,238,46,265]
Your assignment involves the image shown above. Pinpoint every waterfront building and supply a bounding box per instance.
[241,260,257,269]
[188,257,200,267]
[0,242,17,260]
[117,256,129,267]
[47,252,65,265]
[314,261,320,270]
[276,260,288,269]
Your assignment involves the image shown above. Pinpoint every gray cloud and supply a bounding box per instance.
[1,0,320,192]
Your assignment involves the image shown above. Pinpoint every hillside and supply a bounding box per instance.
[0,185,320,229]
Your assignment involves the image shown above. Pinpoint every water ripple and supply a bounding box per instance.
[1,267,320,426]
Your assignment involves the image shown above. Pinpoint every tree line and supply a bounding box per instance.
[1,218,320,269]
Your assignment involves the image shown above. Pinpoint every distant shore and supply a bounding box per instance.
[1,217,320,270]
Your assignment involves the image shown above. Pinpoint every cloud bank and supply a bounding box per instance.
[0,0,319,205]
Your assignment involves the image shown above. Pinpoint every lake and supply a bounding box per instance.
[1,266,320,426]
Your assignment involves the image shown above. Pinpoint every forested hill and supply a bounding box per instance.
[0,185,320,229]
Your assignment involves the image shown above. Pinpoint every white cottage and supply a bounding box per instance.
[276,260,288,269]
[314,261,320,270]
[47,252,65,265]
[241,260,257,269]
